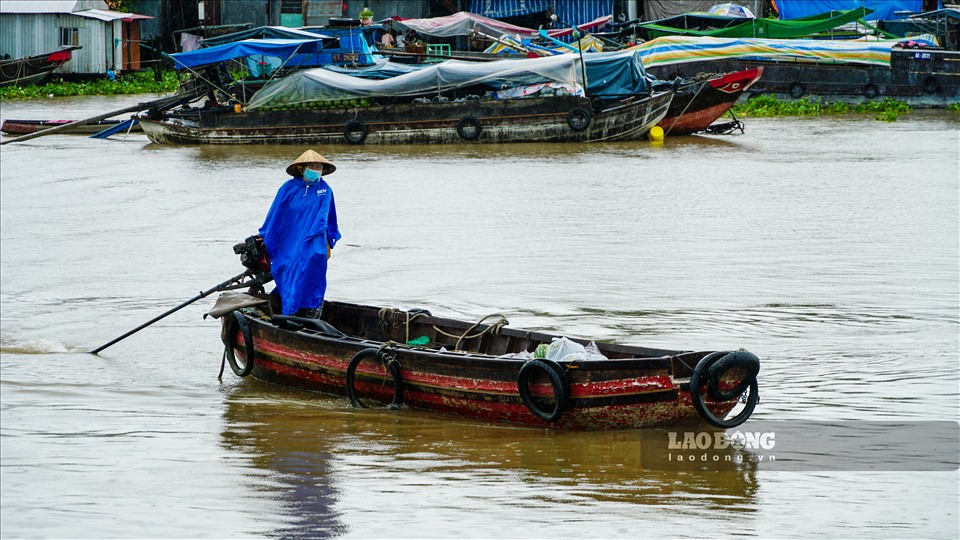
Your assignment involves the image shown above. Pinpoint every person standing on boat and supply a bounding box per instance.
[259,150,341,318]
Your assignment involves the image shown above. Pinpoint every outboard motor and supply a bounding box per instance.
[233,235,272,282]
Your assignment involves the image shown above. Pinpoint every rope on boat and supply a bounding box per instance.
[377,308,508,351]
[217,349,226,380]
[663,77,710,138]
[378,308,431,343]
[445,314,509,351]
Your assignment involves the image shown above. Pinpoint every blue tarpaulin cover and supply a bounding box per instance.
[170,38,330,69]
[259,178,341,315]
[468,0,613,27]
[775,0,932,20]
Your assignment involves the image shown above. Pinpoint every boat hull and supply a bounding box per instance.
[220,301,751,430]
[659,67,762,134]
[140,93,673,145]
[0,47,79,87]
[1,119,142,135]
[648,49,960,107]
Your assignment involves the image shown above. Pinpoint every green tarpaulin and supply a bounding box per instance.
[638,8,871,39]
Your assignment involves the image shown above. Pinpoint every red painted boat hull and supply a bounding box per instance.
[221,301,756,430]
[658,67,763,134]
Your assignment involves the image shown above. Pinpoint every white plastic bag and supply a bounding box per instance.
[544,337,608,362]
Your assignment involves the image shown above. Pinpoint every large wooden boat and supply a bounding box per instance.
[0,46,80,87]
[141,51,674,145]
[215,295,761,431]
[638,35,960,107]
[657,67,762,135]
[649,48,960,107]
[139,91,672,145]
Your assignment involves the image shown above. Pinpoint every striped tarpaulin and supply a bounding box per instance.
[630,34,940,69]
[483,33,605,54]
[468,0,614,27]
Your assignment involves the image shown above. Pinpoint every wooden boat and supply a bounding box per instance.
[640,36,960,107]
[216,296,761,431]
[139,91,672,145]
[648,48,960,107]
[1,118,142,135]
[0,46,80,87]
[140,52,674,145]
[657,67,762,135]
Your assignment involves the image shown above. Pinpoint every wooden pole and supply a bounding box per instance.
[90,270,254,355]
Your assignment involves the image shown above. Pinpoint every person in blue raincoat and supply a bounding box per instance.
[260,150,341,318]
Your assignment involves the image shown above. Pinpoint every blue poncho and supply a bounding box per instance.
[260,177,341,315]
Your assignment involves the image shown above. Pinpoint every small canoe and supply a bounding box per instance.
[0,119,143,135]
[216,296,761,430]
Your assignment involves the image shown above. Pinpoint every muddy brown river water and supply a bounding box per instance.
[1,95,958,538]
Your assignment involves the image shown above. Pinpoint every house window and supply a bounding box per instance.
[60,27,79,46]
[281,0,303,14]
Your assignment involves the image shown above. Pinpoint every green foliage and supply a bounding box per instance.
[732,94,911,121]
[0,70,179,99]
[947,102,960,112]
[105,0,136,13]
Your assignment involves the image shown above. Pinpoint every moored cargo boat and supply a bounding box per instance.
[140,52,674,145]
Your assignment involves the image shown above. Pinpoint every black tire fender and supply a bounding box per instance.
[923,76,939,95]
[456,115,482,140]
[689,351,759,428]
[517,359,569,422]
[864,84,879,99]
[566,107,591,131]
[343,119,368,144]
[706,350,761,401]
[345,348,404,409]
[789,82,805,99]
[225,310,254,377]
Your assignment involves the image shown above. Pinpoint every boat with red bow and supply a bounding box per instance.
[211,240,760,432]
[214,297,761,430]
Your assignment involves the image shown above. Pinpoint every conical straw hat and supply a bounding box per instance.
[285,149,336,177]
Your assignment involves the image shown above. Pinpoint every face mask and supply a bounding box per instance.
[303,168,321,183]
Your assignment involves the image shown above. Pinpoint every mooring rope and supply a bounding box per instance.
[664,76,711,138]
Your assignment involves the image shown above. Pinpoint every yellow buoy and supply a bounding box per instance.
[649,126,664,142]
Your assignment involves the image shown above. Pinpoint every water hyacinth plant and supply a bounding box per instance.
[731,95,912,121]
[0,70,179,100]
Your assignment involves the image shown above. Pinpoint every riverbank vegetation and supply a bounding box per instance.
[0,70,179,100]
[731,95,913,121]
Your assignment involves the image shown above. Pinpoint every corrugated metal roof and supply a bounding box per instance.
[0,1,108,14]
[75,8,152,21]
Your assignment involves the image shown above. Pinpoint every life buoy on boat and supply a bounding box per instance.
[456,115,482,140]
[566,107,591,132]
[689,351,759,428]
[923,76,939,95]
[224,310,254,377]
[789,82,805,99]
[343,119,368,144]
[345,348,404,409]
[864,84,879,99]
[517,359,569,422]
